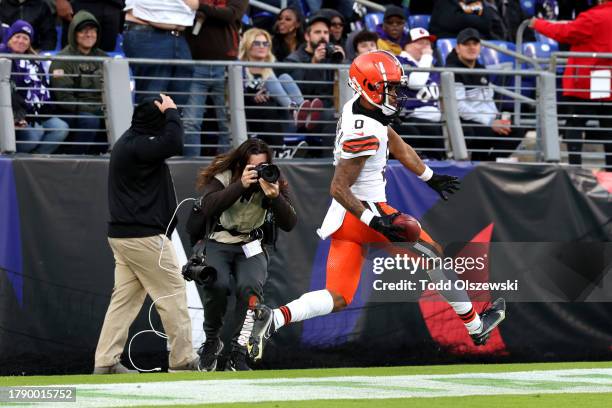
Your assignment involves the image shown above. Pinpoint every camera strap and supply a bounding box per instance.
[212,223,264,242]
[195,212,217,256]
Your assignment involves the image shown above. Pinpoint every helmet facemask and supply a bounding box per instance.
[379,79,409,116]
[347,50,409,117]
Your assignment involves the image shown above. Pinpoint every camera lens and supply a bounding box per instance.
[325,44,343,63]
[254,163,280,183]
[260,164,280,183]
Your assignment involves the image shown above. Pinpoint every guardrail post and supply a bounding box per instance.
[102,58,133,147]
[440,71,468,160]
[228,64,248,148]
[536,72,561,162]
[513,19,533,127]
[338,68,353,109]
[0,58,16,153]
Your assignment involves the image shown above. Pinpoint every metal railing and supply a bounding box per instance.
[549,51,612,167]
[0,54,108,154]
[1,51,607,166]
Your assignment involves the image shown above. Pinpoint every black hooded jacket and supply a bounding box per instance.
[107,104,184,238]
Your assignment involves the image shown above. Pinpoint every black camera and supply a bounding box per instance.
[182,242,217,287]
[324,43,343,63]
[254,163,280,183]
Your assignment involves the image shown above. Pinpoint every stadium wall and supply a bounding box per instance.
[1,156,611,375]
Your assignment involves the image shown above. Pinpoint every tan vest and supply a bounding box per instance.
[209,170,267,244]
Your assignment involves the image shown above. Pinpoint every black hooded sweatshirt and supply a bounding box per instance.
[107,102,184,238]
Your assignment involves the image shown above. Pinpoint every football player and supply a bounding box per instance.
[248,50,506,362]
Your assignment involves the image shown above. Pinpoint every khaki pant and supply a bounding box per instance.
[94,235,195,368]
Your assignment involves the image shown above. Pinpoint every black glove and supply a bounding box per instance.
[426,174,460,201]
[369,212,405,242]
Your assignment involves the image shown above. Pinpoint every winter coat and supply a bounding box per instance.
[48,10,108,113]
[0,42,54,123]
[533,2,612,100]
[445,49,499,125]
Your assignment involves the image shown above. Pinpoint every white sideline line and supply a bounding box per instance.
[15,368,612,407]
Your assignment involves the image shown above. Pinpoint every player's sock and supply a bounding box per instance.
[273,290,334,329]
[426,268,482,334]
[451,301,482,334]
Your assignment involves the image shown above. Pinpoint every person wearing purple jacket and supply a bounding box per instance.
[397,28,445,160]
[375,5,409,56]
[0,20,69,154]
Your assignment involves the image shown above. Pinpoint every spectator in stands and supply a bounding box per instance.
[376,5,409,56]
[282,12,345,157]
[57,0,125,52]
[239,28,322,151]
[397,28,446,160]
[271,6,305,62]
[430,0,495,40]
[345,29,378,61]
[184,0,248,157]
[0,0,57,51]
[353,30,378,56]
[445,28,522,161]
[50,11,107,154]
[376,5,408,55]
[530,0,612,167]
[1,20,69,154]
[122,0,196,106]
[320,9,347,50]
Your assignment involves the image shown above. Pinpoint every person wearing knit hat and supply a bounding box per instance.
[0,20,34,54]
[1,19,69,154]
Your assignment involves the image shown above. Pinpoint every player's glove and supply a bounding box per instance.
[426,174,460,201]
[369,212,405,242]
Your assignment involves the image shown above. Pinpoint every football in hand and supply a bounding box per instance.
[392,214,421,242]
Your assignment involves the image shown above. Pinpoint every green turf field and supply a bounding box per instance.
[1,362,611,407]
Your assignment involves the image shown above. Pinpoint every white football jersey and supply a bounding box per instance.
[333,94,389,202]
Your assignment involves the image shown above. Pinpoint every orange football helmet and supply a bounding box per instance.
[348,50,408,116]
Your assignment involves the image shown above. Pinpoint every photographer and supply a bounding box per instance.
[186,138,297,371]
[94,94,199,374]
[281,12,345,156]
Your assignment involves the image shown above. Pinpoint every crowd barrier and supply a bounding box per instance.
[1,48,610,166]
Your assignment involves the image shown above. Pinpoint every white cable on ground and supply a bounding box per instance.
[128,197,197,372]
